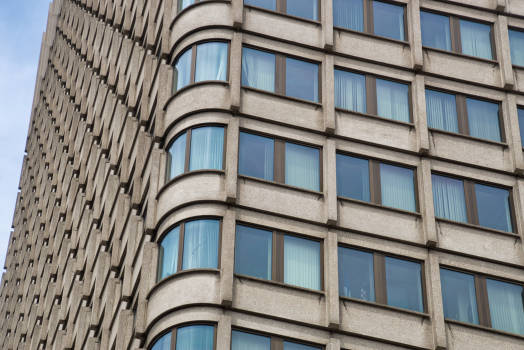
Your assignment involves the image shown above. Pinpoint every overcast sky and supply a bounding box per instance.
[0,1,52,269]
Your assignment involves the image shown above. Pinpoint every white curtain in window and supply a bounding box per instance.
[231,331,271,350]
[334,69,366,113]
[189,126,224,171]
[152,333,171,350]
[486,279,524,336]
[173,49,192,91]
[242,48,275,92]
[167,133,187,180]
[176,325,214,350]
[376,79,410,122]
[432,175,467,223]
[285,143,320,191]
[284,235,321,291]
[425,90,458,133]
[509,30,524,67]
[460,20,493,60]
[182,220,220,270]
[159,226,180,280]
[380,163,416,212]
[195,42,228,83]
[466,98,501,142]
[333,0,364,31]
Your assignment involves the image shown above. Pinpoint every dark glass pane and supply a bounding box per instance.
[176,325,214,349]
[232,331,271,350]
[244,0,276,11]
[440,269,479,325]
[287,0,318,21]
[486,279,524,336]
[380,163,416,212]
[173,48,192,91]
[166,132,186,181]
[242,47,276,92]
[333,0,364,31]
[285,143,320,191]
[195,42,228,83]
[238,132,274,181]
[431,174,467,223]
[373,1,405,41]
[336,154,370,202]
[466,98,501,142]
[385,257,424,312]
[509,29,524,67]
[283,341,321,350]
[152,332,171,350]
[334,69,366,113]
[517,108,524,147]
[425,89,458,133]
[420,11,451,51]
[159,226,180,280]
[338,247,375,302]
[460,20,493,60]
[475,183,513,233]
[234,225,272,280]
[286,58,319,102]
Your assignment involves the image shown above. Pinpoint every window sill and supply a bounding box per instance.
[169,0,231,30]
[157,169,225,198]
[241,86,323,108]
[334,26,409,47]
[338,196,421,217]
[335,107,414,128]
[435,217,518,238]
[148,268,221,298]
[164,80,229,111]
[244,4,322,27]
[340,296,429,318]
[428,127,507,147]
[234,273,325,296]
[445,319,524,340]
[422,46,498,65]
[239,174,324,197]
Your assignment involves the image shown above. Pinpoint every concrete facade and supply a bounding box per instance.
[2,0,524,349]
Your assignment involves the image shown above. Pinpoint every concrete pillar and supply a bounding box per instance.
[322,0,333,50]
[325,139,337,225]
[323,55,335,133]
[419,158,437,246]
[220,210,236,306]
[409,0,423,70]
[326,230,339,329]
[495,15,514,89]
[506,94,524,175]
[226,117,239,203]
[427,252,446,350]
[414,74,429,154]
[217,315,232,350]
[232,0,243,28]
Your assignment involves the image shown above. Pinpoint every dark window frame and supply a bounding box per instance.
[239,129,323,192]
[231,328,325,350]
[149,323,218,350]
[234,222,325,291]
[338,244,428,313]
[244,0,322,22]
[336,152,420,212]
[157,217,223,282]
[516,105,524,149]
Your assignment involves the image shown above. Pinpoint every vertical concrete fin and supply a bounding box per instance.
[326,230,340,329]
[414,75,429,154]
[220,210,236,306]
[323,55,335,134]
[232,0,243,28]
[325,139,337,226]
[226,117,239,203]
[409,0,423,70]
[230,32,243,112]
[217,315,232,350]
[420,158,437,247]
[323,0,333,50]
[496,15,514,89]
[506,94,524,174]
[427,252,447,350]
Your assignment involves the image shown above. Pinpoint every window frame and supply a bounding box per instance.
[336,152,419,212]
[230,328,325,350]
[244,0,322,23]
[157,217,223,282]
[516,106,524,149]
[149,323,218,350]
[509,27,524,68]
[241,45,322,104]
[338,244,428,313]
[234,222,324,291]
[238,129,323,192]
[420,9,497,61]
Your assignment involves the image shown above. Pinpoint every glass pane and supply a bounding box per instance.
[334,69,366,113]
[244,0,276,11]
[486,279,524,336]
[460,20,493,60]
[373,1,405,41]
[333,0,364,31]
[176,325,214,350]
[167,133,186,181]
[380,163,416,212]
[466,98,501,142]
[285,143,320,191]
[182,219,220,270]
[173,49,192,91]
[420,11,451,51]
[152,332,171,350]
[178,0,196,12]
[338,247,375,302]
[284,341,321,350]
[284,235,321,290]
[238,132,274,181]
[242,47,275,92]
[509,29,524,67]
[475,183,513,233]
[232,330,271,350]
[189,126,224,171]
[287,0,318,21]
[376,79,410,122]
[518,108,524,148]
[440,269,479,325]
[234,225,272,280]
[286,58,319,102]
[425,89,458,133]
[336,154,370,202]
[431,174,467,223]
[385,257,424,312]
[195,42,228,83]
[159,226,180,280]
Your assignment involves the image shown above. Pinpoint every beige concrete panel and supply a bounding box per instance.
[445,322,524,350]
[156,203,228,235]
[507,0,524,17]
[164,112,232,143]
[430,159,517,187]
[336,333,409,350]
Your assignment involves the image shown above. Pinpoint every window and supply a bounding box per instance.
[244,0,318,21]
[151,324,216,350]
[242,47,320,103]
[421,11,494,60]
[440,268,524,336]
[509,29,524,66]
[165,126,225,182]
[157,219,221,281]
[336,153,417,212]
[333,0,405,41]
[425,89,502,142]
[431,174,514,233]
[238,131,321,192]
[518,108,524,147]
[335,69,410,123]
[338,246,425,313]
[234,224,322,291]
[231,330,321,350]
[172,42,229,92]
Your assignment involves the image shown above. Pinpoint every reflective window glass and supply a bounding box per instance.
[440,269,479,325]
[176,325,214,350]
[385,257,424,312]
[235,225,272,280]
[239,132,274,181]
[287,0,318,20]
[466,98,501,142]
[475,183,513,233]
[286,58,319,102]
[509,29,524,67]
[338,247,375,302]
[421,11,451,51]
[231,331,271,350]
[373,1,405,41]
[336,154,370,202]
[173,49,192,91]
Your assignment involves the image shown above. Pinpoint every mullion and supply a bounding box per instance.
[369,160,381,205]
[364,0,374,35]
[373,252,387,305]
[272,337,284,350]
[190,45,197,84]
[184,129,192,173]
[365,75,377,116]
[274,139,285,184]
[177,222,185,273]
[455,95,469,135]
[170,328,177,350]
[450,16,462,54]
[474,275,492,328]
[463,180,479,226]
[277,0,286,14]
[275,54,286,95]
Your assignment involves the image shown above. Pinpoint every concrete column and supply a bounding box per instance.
[326,230,339,328]
[323,55,335,133]
[226,117,239,203]
[217,315,232,350]
[495,15,514,89]
[232,0,243,28]
[494,0,506,12]
[322,0,333,50]
[220,210,236,306]
[427,251,446,350]
[506,94,524,175]
[326,338,340,350]
[513,180,524,243]
[414,74,429,154]
[325,139,337,225]
[409,0,423,70]
[419,158,437,246]
[230,32,243,112]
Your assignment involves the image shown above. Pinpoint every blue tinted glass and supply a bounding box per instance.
[242,47,276,92]
[440,269,479,325]
[519,108,524,147]
[195,42,228,83]
[431,174,467,223]
[182,220,220,270]
[234,225,272,280]
[285,143,320,191]
[159,226,179,280]
[176,325,214,350]
[284,235,321,290]
[421,11,451,51]
[425,90,458,133]
[475,183,513,233]
[334,69,366,113]
[338,247,375,302]
[189,126,224,171]
[167,133,186,180]
[173,49,192,91]
[284,342,321,350]
[286,58,319,102]
[373,1,405,41]
[509,29,524,66]
[287,0,318,21]
[385,257,423,312]
[460,20,493,60]
[333,0,364,31]
[239,132,274,181]
[244,0,276,11]
[336,154,370,202]
[178,0,196,12]
[380,163,416,212]
[486,279,524,336]
[152,332,171,350]
[376,79,410,122]
[232,331,271,350]
[466,98,501,142]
